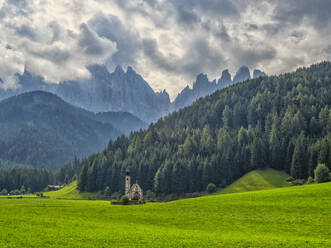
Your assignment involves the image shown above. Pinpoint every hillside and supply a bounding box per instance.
[44,181,97,200]
[220,168,291,194]
[1,182,331,247]
[77,62,331,196]
[0,91,120,169]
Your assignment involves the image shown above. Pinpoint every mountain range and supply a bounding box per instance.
[173,66,265,110]
[0,65,265,122]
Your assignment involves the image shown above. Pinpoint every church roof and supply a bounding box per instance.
[129,183,142,192]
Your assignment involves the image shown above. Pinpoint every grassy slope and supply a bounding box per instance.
[0,182,331,247]
[220,168,291,194]
[44,181,96,199]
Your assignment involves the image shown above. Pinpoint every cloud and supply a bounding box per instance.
[0,0,330,99]
[0,44,25,89]
[273,0,331,30]
[78,23,116,57]
[88,13,140,67]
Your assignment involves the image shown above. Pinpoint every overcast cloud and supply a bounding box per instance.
[0,0,330,98]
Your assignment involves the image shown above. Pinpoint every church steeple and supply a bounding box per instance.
[125,168,131,196]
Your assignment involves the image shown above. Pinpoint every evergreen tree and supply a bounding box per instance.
[291,132,308,179]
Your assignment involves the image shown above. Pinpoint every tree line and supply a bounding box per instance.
[0,158,81,194]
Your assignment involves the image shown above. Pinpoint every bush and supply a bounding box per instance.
[0,188,8,195]
[307,176,314,184]
[314,163,330,183]
[291,179,305,186]
[36,192,44,197]
[206,183,216,194]
[286,176,294,182]
[120,195,129,205]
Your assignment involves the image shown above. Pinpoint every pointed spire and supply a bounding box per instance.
[114,65,124,74]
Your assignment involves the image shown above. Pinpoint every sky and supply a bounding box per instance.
[0,0,331,99]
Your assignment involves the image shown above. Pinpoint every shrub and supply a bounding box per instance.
[307,176,314,184]
[120,195,129,205]
[314,163,330,183]
[291,179,305,185]
[206,183,217,194]
[0,188,8,195]
[286,176,294,182]
[36,192,44,197]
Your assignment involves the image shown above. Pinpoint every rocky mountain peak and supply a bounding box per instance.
[253,69,266,78]
[114,65,124,74]
[233,66,250,84]
[218,69,232,87]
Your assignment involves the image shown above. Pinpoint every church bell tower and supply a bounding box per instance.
[125,168,131,196]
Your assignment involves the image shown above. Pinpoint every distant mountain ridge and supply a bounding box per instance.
[0,65,170,123]
[173,66,265,110]
[0,64,265,122]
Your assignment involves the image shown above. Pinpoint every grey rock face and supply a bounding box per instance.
[253,69,266,79]
[217,69,232,88]
[233,66,250,84]
[173,73,216,110]
[173,66,267,111]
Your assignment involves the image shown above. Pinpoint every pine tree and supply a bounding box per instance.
[291,132,308,179]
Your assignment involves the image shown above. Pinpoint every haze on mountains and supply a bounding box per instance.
[0,64,264,122]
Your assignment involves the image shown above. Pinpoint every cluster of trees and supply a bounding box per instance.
[72,62,331,196]
[0,167,56,194]
[0,156,85,195]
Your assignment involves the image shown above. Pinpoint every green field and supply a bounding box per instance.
[0,182,331,247]
[220,168,291,194]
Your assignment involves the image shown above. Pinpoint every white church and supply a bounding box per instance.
[125,169,143,201]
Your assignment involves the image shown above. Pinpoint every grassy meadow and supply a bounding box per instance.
[0,181,331,247]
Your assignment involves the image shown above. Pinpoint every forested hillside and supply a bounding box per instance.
[0,91,120,169]
[78,62,331,196]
